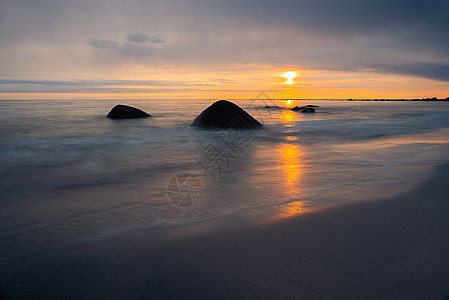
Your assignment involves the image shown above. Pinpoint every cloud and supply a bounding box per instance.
[0,79,222,94]
[0,79,219,87]
[1,0,449,82]
[86,38,120,50]
[368,62,449,82]
[87,33,167,58]
[126,33,167,44]
[167,0,449,81]
[126,33,150,43]
[149,34,167,44]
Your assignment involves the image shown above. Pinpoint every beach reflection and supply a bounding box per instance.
[280,142,302,187]
[277,142,308,217]
[276,110,309,217]
[280,110,298,127]
[278,201,308,218]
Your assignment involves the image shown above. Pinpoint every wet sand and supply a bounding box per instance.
[2,163,449,299]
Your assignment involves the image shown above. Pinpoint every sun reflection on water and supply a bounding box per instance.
[278,201,308,218]
[275,142,309,218]
[285,135,298,141]
[280,142,302,187]
[280,110,297,127]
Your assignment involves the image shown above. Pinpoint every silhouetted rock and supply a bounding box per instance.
[191,100,263,129]
[300,107,315,113]
[292,105,318,112]
[107,105,151,119]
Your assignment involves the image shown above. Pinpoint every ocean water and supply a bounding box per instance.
[1,98,449,259]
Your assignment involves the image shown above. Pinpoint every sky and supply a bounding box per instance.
[0,0,448,99]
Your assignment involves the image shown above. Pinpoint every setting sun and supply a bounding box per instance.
[282,71,298,84]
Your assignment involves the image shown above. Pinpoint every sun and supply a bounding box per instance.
[282,71,298,84]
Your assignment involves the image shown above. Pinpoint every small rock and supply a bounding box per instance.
[107,105,151,119]
[300,107,315,113]
[292,106,317,113]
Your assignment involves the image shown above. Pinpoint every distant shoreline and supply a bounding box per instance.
[237,97,449,101]
[346,97,449,102]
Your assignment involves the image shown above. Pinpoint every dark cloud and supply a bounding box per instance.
[126,33,150,43]
[87,38,120,50]
[192,0,448,38]
[1,0,449,82]
[88,33,167,57]
[115,42,155,57]
[166,0,449,80]
[126,33,167,44]
[369,62,449,82]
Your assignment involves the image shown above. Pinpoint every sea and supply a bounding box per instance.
[1,98,449,260]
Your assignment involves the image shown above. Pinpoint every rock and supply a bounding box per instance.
[191,100,263,129]
[292,105,319,111]
[107,105,151,119]
[292,105,319,113]
[300,107,315,113]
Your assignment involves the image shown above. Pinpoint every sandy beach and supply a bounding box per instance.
[2,162,449,299]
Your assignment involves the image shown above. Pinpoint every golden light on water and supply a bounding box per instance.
[282,71,298,84]
[280,143,302,186]
[279,112,302,186]
[276,142,307,218]
[278,201,308,218]
[275,110,309,218]
[280,110,298,127]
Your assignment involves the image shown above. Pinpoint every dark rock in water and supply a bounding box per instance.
[107,105,151,119]
[300,107,315,113]
[191,100,263,129]
[292,105,318,112]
